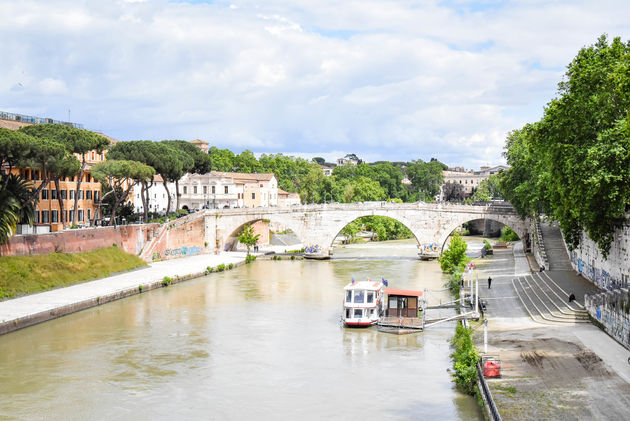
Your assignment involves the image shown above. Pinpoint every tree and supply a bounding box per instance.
[346,176,386,202]
[442,181,465,202]
[406,159,445,200]
[20,124,110,226]
[234,150,262,173]
[500,35,630,256]
[439,233,468,273]
[312,157,325,165]
[471,174,504,202]
[49,154,81,227]
[163,140,211,210]
[0,173,36,245]
[91,160,155,226]
[238,223,260,255]
[208,146,236,172]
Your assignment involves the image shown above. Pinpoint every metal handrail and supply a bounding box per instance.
[477,361,502,421]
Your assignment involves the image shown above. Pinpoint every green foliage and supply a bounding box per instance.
[0,246,146,300]
[471,174,504,202]
[238,223,261,255]
[162,276,172,287]
[439,233,468,273]
[450,322,480,395]
[216,263,226,272]
[138,285,143,293]
[245,254,257,264]
[483,240,492,251]
[228,263,234,269]
[500,226,520,242]
[442,181,465,202]
[205,266,215,274]
[500,35,630,257]
[405,159,445,200]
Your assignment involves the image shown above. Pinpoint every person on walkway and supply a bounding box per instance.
[488,276,492,289]
[569,293,576,303]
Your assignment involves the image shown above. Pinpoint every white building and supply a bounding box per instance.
[440,165,510,200]
[132,175,176,215]
[278,189,301,206]
[178,171,279,210]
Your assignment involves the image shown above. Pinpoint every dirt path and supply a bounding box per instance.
[473,246,630,420]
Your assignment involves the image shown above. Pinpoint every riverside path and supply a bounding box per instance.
[0,252,248,336]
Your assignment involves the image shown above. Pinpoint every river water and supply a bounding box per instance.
[0,239,483,420]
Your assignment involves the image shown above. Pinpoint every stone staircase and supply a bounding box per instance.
[512,272,589,324]
[540,223,572,270]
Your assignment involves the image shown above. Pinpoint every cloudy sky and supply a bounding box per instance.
[2,0,629,167]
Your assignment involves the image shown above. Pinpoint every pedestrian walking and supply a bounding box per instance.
[488,276,492,289]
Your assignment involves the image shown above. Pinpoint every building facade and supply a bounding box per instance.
[440,165,510,200]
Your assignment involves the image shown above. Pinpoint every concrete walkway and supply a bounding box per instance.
[0,252,248,335]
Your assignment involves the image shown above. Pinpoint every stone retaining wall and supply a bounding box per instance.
[585,288,630,351]
[566,220,630,291]
[0,224,160,257]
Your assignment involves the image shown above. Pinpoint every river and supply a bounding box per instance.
[0,239,483,420]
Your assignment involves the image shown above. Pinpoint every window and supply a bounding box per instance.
[78,210,84,222]
[69,210,75,222]
[34,211,39,223]
[65,210,68,222]
[78,190,84,200]
[70,190,75,200]
[42,190,48,200]
[183,186,187,194]
[346,291,352,303]
[212,186,215,194]
[224,186,228,194]
[251,193,255,199]
[88,209,91,222]
[354,290,364,303]
[61,190,67,200]
[345,308,351,318]
[51,189,58,200]
[194,186,198,194]
[87,174,91,182]
[260,183,263,187]
[86,190,92,200]
[367,291,374,303]
[353,309,363,318]
[42,210,49,223]
[91,152,95,160]
[51,210,59,223]
[94,191,99,201]
[203,186,207,195]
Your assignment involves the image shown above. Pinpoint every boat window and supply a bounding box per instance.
[367,291,374,303]
[346,291,352,302]
[389,297,398,309]
[353,309,363,318]
[370,309,375,316]
[354,290,364,303]
[346,308,351,318]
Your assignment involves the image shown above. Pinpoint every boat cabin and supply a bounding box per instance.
[385,288,423,317]
[343,280,384,327]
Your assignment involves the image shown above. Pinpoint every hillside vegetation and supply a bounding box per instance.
[0,246,146,300]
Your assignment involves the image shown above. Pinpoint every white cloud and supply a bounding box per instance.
[1,0,629,168]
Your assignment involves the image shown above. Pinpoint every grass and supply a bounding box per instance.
[0,246,147,300]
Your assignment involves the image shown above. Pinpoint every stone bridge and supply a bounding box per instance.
[142,202,529,261]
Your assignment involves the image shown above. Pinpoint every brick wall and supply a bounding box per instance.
[0,224,160,257]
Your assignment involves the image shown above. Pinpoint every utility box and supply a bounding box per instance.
[482,356,502,378]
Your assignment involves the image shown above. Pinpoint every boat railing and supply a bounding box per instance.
[378,316,424,329]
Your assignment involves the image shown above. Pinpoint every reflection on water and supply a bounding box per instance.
[0,239,482,420]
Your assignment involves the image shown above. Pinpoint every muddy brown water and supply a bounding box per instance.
[0,239,483,420]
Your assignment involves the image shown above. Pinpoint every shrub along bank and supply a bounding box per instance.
[0,246,146,300]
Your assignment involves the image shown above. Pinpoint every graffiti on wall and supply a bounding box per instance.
[586,290,630,349]
[164,246,202,257]
[571,251,627,291]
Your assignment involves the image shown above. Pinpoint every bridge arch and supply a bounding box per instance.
[323,212,421,250]
[436,214,528,252]
[219,215,307,251]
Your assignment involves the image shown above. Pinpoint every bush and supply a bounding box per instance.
[216,264,226,272]
[450,322,480,395]
[162,276,172,286]
[205,266,214,275]
[228,263,234,270]
[245,254,257,264]
[500,226,520,242]
[483,239,492,251]
[439,233,468,273]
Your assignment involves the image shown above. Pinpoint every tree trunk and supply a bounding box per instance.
[163,179,172,216]
[72,156,86,226]
[110,183,135,228]
[142,180,153,221]
[175,179,180,212]
[54,177,65,228]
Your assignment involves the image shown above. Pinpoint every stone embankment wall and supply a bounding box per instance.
[146,216,207,261]
[0,224,160,257]
[566,220,630,291]
[585,289,630,350]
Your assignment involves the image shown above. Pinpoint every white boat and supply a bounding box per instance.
[342,279,385,327]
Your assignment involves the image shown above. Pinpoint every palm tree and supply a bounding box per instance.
[0,173,35,245]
